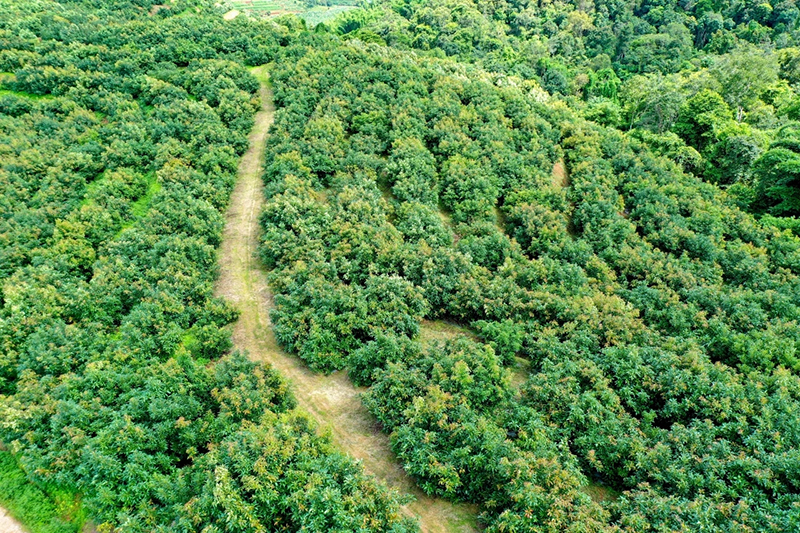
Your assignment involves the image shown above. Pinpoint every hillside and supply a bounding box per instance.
[2,0,800,532]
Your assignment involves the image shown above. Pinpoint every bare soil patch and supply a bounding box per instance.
[552,158,569,188]
[0,508,26,533]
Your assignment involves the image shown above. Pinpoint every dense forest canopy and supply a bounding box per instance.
[2,0,800,531]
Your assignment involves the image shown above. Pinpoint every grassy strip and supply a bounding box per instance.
[131,173,162,218]
[0,90,55,100]
[230,0,302,12]
[0,452,84,533]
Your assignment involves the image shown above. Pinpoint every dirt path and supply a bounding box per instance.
[0,508,26,533]
[551,158,569,188]
[214,66,479,533]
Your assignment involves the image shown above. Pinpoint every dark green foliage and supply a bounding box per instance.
[673,89,733,152]
[754,123,800,215]
[349,333,422,386]
[338,0,800,214]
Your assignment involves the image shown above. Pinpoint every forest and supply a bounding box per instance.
[2,0,800,531]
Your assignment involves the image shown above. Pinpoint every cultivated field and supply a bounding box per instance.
[228,0,357,25]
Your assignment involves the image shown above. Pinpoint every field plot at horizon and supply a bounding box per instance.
[230,0,302,14]
[229,0,357,25]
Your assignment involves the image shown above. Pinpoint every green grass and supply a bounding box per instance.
[582,482,621,504]
[82,171,160,218]
[249,64,273,86]
[113,173,162,239]
[0,89,55,100]
[0,73,55,100]
[131,173,162,218]
[419,319,478,347]
[0,452,85,533]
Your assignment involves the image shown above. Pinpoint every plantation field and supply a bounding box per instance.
[213,66,478,532]
[301,5,357,26]
[228,0,357,25]
[1,4,417,532]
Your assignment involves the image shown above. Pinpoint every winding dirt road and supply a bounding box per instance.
[214,66,478,533]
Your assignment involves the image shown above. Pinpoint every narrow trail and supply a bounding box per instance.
[0,509,26,533]
[214,66,479,533]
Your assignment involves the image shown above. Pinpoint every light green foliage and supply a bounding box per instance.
[673,89,733,151]
[712,45,779,118]
[703,121,767,185]
[619,74,686,133]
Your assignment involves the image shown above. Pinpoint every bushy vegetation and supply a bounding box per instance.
[0,1,415,531]
[261,32,800,531]
[5,0,800,530]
